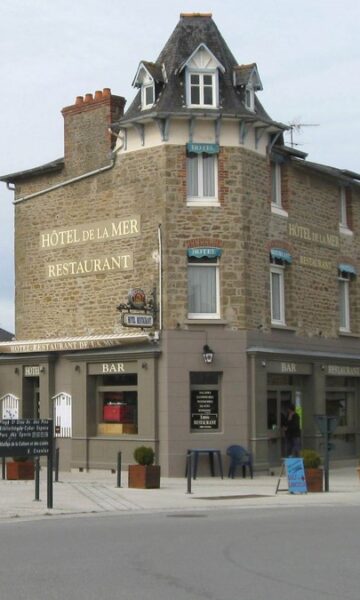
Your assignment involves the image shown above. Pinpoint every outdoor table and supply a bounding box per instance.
[185,448,223,479]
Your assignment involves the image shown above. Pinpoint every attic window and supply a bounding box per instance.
[189,72,216,107]
[182,44,224,109]
[142,83,155,109]
[245,85,255,111]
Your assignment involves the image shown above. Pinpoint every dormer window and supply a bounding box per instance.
[245,85,255,111]
[132,61,165,111]
[180,44,225,109]
[142,82,155,109]
[233,63,263,113]
[189,73,215,106]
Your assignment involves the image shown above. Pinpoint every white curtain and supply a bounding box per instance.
[188,265,216,314]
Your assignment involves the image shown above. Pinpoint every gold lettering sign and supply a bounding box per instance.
[281,362,296,373]
[288,222,339,249]
[102,363,125,374]
[40,215,140,250]
[299,256,333,271]
[46,253,133,279]
[327,365,360,377]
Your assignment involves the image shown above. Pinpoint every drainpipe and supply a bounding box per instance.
[157,224,162,331]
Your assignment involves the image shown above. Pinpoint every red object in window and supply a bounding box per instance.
[103,405,134,423]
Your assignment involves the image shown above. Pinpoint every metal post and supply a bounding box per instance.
[116,452,122,488]
[2,457,5,480]
[54,448,59,482]
[324,421,329,492]
[47,452,53,509]
[35,458,40,501]
[186,452,192,494]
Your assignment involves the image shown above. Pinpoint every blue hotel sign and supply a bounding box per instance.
[186,142,219,154]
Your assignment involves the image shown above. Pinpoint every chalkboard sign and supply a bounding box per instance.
[191,390,219,430]
[0,419,52,457]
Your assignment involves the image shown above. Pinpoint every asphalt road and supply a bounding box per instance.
[0,505,358,600]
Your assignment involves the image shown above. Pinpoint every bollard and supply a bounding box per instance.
[116,452,122,488]
[186,451,192,494]
[2,457,5,480]
[35,458,40,501]
[54,448,60,482]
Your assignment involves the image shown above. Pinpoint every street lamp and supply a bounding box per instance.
[202,344,214,364]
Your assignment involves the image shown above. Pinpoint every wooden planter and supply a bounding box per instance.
[7,460,35,481]
[128,464,160,489]
[305,468,323,493]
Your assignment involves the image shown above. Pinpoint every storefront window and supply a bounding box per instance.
[326,377,354,428]
[98,373,138,434]
[190,372,220,432]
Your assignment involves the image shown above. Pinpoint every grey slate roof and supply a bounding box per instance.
[120,14,278,125]
[0,158,64,184]
[0,328,14,341]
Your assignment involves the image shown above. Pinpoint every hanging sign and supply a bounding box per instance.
[122,313,154,328]
[285,458,307,494]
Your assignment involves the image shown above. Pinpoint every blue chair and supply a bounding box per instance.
[226,445,253,479]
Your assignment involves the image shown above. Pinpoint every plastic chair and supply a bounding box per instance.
[226,445,253,479]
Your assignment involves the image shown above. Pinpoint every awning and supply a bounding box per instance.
[270,248,292,264]
[187,247,222,259]
[338,263,357,276]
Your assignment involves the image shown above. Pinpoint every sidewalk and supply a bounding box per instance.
[0,465,359,522]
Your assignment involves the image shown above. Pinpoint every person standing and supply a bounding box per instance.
[284,404,301,457]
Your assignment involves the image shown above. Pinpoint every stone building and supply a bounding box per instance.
[1,13,360,474]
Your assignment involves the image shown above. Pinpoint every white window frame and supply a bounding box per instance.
[186,153,219,206]
[186,70,218,108]
[339,276,350,332]
[141,82,155,110]
[245,85,255,111]
[270,265,285,326]
[188,259,220,319]
[270,162,287,217]
[339,187,352,235]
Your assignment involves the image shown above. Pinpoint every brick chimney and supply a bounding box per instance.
[61,88,126,177]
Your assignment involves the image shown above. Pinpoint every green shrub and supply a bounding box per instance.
[300,449,321,469]
[133,446,155,466]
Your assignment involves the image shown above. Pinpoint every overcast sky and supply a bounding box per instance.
[0,0,359,334]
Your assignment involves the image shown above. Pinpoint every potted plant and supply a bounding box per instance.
[300,449,323,492]
[7,456,35,480]
[128,446,160,489]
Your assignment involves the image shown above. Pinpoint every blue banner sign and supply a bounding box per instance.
[285,458,307,494]
[187,247,222,259]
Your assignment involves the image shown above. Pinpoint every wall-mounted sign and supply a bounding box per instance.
[186,143,219,155]
[191,390,219,431]
[288,222,339,249]
[24,366,40,377]
[122,313,154,328]
[46,253,133,279]
[326,365,360,377]
[267,361,312,375]
[40,215,140,250]
[187,247,222,259]
[128,288,146,310]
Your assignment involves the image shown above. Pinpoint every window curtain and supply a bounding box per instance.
[271,271,281,321]
[188,265,216,313]
[187,155,199,197]
[202,154,215,197]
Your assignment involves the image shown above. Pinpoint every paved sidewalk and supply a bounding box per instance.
[0,465,359,522]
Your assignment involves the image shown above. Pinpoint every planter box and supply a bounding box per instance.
[7,461,35,481]
[128,464,160,489]
[305,468,323,493]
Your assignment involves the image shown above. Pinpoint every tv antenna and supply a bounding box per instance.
[287,119,319,148]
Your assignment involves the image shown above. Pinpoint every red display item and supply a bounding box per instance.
[103,404,134,423]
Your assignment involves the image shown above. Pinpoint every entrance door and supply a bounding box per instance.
[267,387,293,464]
